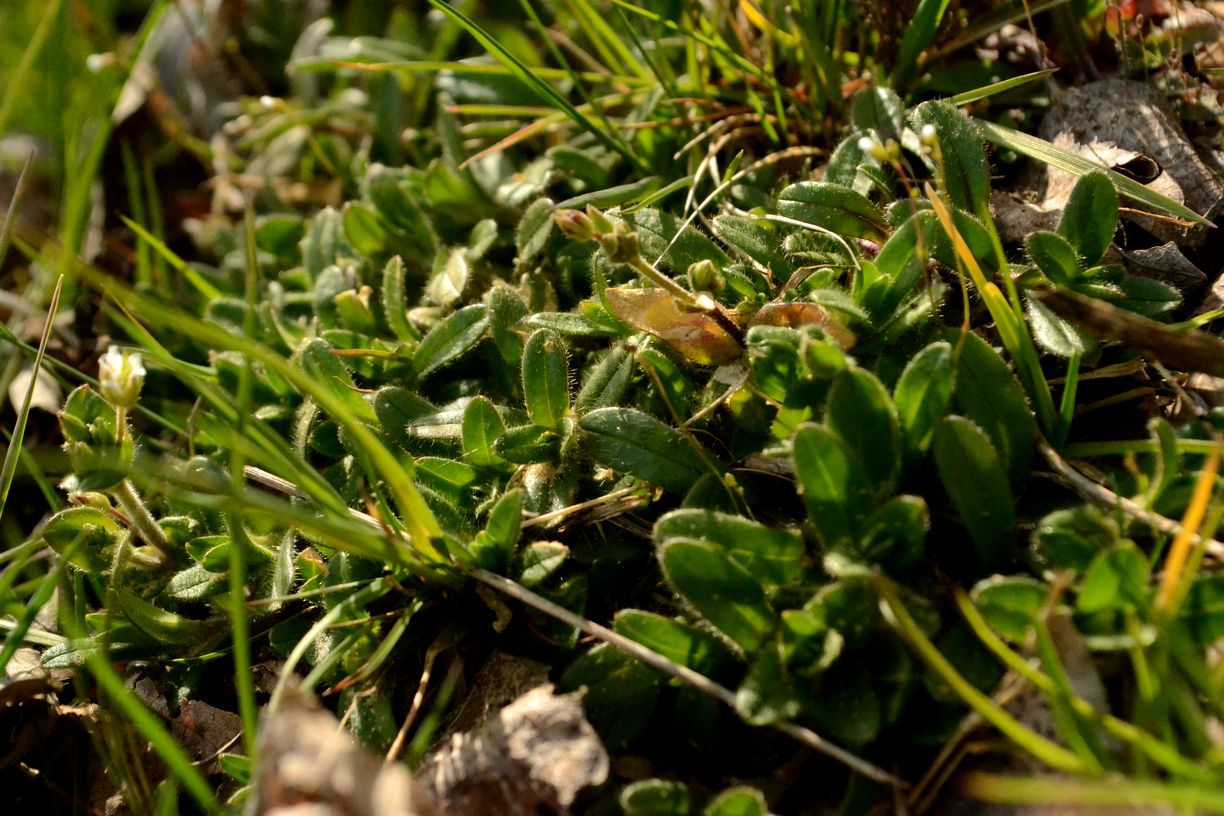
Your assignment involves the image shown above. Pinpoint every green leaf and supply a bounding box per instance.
[827,367,900,491]
[710,215,793,278]
[522,328,570,429]
[1058,171,1118,265]
[613,610,735,675]
[621,208,730,271]
[654,509,805,588]
[874,210,936,315]
[39,506,122,572]
[486,487,523,549]
[855,495,929,571]
[777,182,888,241]
[373,386,435,452]
[580,407,711,493]
[912,101,990,218]
[735,643,803,725]
[342,201,389,257]
[893,0,951,86]
[621,779,692,816]
[793,424,870,550]
[413,303,488,378]
[470,488,522,571]
[366,166,436,254]
[300,206,351,280]
[298,338,376,423]
[1077,542,1150,615]
[932,416,1015,568]
[1032,506,1120,573]
[971,575,1047,642]
[488,285,529,366]
[703,787,768,816]
[1182,575,1224,645]
[1026,295,1091,358]
[949,330,1036,489]
[561,643,661,750]
[1025,231,1080,286]
[115,590,216,646]
[164,565,225,602]
[780,608,843,675]
[381,256,418,341]
[746,325,804,404]
[514,541,569,587]
[807,664,881,745]
[494,424,561,464]
[416,457,480,506]
[461,396,506,468]
[659,538,774,655]
[574,346,633,412]
[1114,274,1181,317]
[515,196,555,265]
[850,87,906,144]
[893,340,955,459]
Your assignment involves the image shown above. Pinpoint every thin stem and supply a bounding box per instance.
[113,479,171,556]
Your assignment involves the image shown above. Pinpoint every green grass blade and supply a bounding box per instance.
[976,119,1210,225]
[76,265,443,554]
[0,536,72,675]
[0,0,64,136]
[877,576,1089,773]
[961,773,1224,813]
[609,0,771,82]
[0,276,62,520]
[292,57,647,86]
[75,625,220,813]
[120,215,222,300]
[0,151,32,272]
[120,141,154,286]
[949,69,1058,106]
[267,578,393,713]
[517,0,642,166]
[425,0,642,168]
[227,205,261,760]
[103,303,344,514]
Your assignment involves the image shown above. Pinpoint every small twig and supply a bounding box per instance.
[1038,437,1224,562]
[468,566,903,786]
[386,635,444,764]
[520,485,646,528]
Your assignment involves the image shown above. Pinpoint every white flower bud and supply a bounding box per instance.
[98,346,146,410]
[919,124,939,148]
[86,53,116,73]
[857,135,893,162]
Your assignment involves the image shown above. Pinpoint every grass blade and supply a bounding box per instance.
[425,0,642,168]
[72,261,444,555]
[0,276,62,519]
[976,119,1210,224]
[949,69,1058,106]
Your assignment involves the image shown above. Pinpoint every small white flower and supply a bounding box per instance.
[919,124,939,149]
[98,346,146,410]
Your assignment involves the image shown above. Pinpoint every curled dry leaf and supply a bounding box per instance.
[605,286,854,366]
[256,684,607,816]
